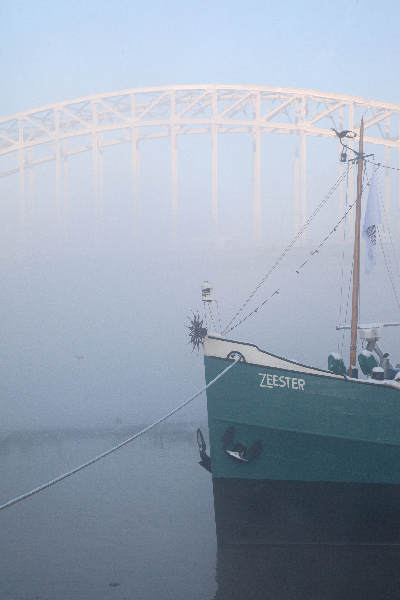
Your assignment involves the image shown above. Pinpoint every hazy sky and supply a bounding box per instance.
[1,0,400,117]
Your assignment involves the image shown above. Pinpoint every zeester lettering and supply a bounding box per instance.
[258,372,305,391]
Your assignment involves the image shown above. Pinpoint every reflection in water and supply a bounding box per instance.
[212,478,400,599]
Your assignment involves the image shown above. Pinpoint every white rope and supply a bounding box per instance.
[0,359,239,512]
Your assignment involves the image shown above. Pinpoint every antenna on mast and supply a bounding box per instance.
[331,128,357,163]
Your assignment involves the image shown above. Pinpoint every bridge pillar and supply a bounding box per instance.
[253,90,261,244]
[63,142,68,235]
[170,91,178,232]
[56,140,61,223]
[92,132,98,215]
[18,116,25,228]
[300,132,307,237]
[92,102,101,227]
[19,147,25,226]
[338,106,345,219]
[131,129,139,218]
[28,148,34,215]
[211,90,218,228]
[385,118,390,214]
[171,125,178,229]
[55,110,62,226]
[211,123,218,228]
[253,127,261,244]
[130,94,139,219]
[294,144,300,235]
[98,138,104,222]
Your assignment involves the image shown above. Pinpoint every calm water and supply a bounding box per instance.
[0,426,216,600]
[2,426,400,600]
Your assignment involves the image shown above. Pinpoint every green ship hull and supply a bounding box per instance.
[204,336,400,485]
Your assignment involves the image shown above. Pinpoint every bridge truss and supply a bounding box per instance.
[1,84,400,240]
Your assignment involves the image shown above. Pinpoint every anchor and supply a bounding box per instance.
[196,428,211,472]
[222,426,262,464]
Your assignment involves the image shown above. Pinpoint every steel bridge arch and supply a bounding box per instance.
[1,84,400,240]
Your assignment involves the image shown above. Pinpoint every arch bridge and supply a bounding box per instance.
[1,84,400,240]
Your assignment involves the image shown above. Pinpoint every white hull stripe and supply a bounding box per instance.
[204,336,343,379]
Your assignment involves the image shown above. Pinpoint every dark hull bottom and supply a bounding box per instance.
[215,543,400,600]
[212,478,400,599]
[212,477,400,545]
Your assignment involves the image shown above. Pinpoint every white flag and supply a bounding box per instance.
[362,173,381,274]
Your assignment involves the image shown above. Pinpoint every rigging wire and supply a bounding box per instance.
[365,157,400,173]
[340,256,354,357]
[337,162,350,353]
[375,167,400,314]
[224,162,378,336]
[382,211,400,286]
[222,165,355,334]
[225,190,359,334]
[378,229,400,315]
[293,199,357,273]
[207,303,217,332]
[0,359,239,512]
[215,300,223,334]
[374,169,400,309]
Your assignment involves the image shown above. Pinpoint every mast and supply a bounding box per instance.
[348,118,364,377]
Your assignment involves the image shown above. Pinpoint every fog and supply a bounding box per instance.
[1,130,399,432]
[2,0,400,433]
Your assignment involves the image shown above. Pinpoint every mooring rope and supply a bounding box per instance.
[0,358,239,512]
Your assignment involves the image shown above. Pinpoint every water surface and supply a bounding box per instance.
[0,426,216,600]
[2,426,400,600]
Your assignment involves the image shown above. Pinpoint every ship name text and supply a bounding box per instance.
[258,372,305,391]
